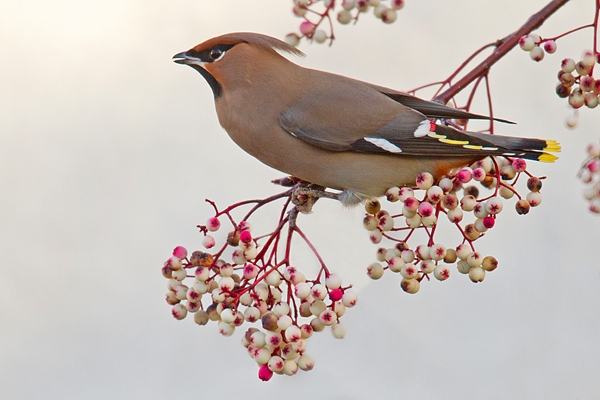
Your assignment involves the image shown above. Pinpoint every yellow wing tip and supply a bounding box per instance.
[544,140,561,153]
[439,138,470,145]
[539,153,559,163]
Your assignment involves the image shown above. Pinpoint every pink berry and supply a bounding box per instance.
[329,288,343,301]
[172,246,187,259]
[239,230,252,244]
[587,160,600,172]
[417,201,434,217]
[543,40,557,54]
[483,216,495,229]
[206,217,221,232]
[299,21,314,35]
[258,364,273,381]
[456,168,472,183]
[511,158,527,172]
[243,263,259,280]
[403,196,419,212]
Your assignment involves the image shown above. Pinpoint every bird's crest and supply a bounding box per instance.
[193,32,305,58]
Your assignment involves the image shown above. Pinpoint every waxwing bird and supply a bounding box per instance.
[173,32,559,201]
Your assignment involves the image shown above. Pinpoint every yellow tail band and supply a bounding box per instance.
[544,140,561,153]
[539,153,559,163]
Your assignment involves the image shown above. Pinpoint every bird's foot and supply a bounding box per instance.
[291,185,339,214]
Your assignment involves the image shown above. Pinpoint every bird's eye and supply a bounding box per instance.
[209,48,223,60]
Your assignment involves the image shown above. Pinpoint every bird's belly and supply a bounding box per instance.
[220,118,471,197]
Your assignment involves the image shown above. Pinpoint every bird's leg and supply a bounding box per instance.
[291,184,340,214]
[272,176,342,212]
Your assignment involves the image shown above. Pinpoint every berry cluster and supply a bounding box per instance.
[362,156,546,293]
[579,142,600,213]
[518,33,556,62]
[285,0,404,46]
[161,195,357,381]
[519,33,599,127]
[556,52,599,114]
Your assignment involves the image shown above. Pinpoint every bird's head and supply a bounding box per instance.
[173,32,304,98]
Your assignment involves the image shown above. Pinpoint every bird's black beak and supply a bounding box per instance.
[173,52,195,65]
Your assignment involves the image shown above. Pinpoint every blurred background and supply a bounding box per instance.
[1,1,599,398]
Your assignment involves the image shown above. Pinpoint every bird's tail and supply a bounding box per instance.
[461,130,561,162]
[430,125,561,163]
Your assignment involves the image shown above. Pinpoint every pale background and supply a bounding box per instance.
[1,1,599,399]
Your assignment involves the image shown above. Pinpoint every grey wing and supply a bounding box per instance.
[279,76,429,152]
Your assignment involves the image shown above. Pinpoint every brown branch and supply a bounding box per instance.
[434,0,570,104]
